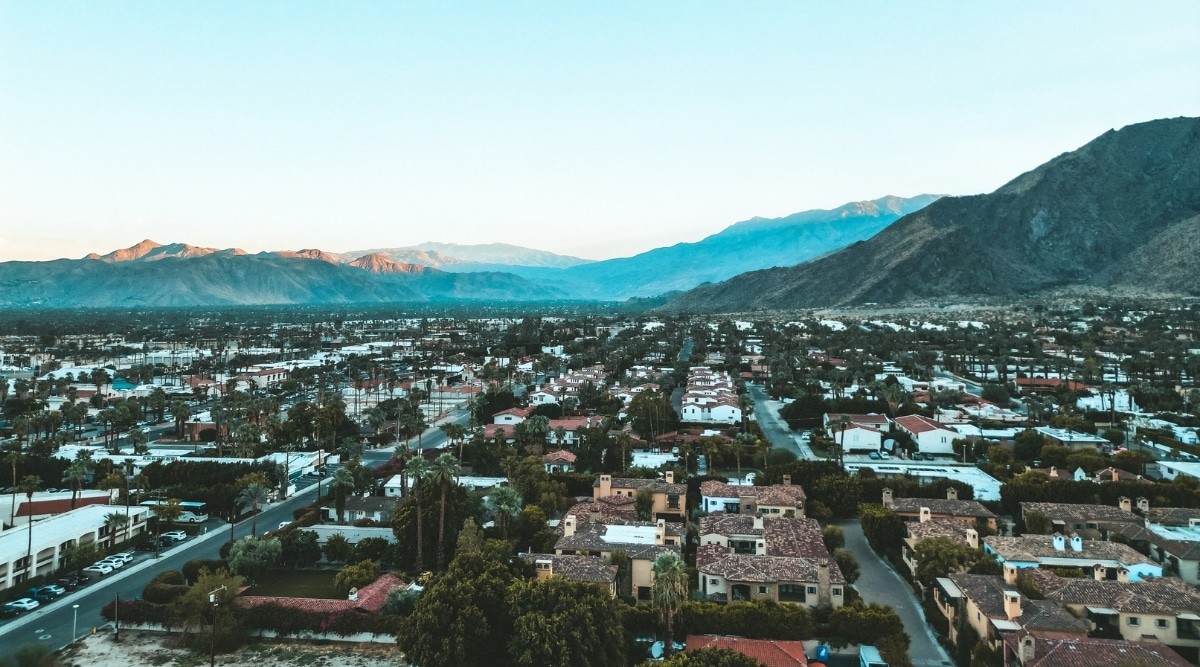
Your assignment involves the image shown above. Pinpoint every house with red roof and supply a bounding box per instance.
[822,413,890,452]
[686,635,808,666]
[894,414,959,455]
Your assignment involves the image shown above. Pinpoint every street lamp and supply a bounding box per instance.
[208,585,227,667]
[72,604,79,643]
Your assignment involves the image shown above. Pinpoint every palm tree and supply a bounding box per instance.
[652,552,689,657]
[429,453,460,571]
[329,468,356,524]
[406,455,431,572]
[61,459,90,510]
[236,482,271,536]
[487,486,523,540]
[170,400,191,438]
[19,475,40,578]
[104,511,129,547]
[835,415,852,467]
[4,448,23,527]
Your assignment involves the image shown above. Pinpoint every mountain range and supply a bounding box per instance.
[665,116,1200,312]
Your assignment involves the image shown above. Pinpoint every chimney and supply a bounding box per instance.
[753,515,764,531]
[1004,590,1022,621]
[882,488,894,509]
[1111,469,1119,482]
[1004,563,1019,585]
[782,474,792,486]
[598,475,612,498]
[1119,496,1132,513]
[1019,634,1036,664]
[1116,567,1130,583]
[1069,534,1083,552]
[1136,497,1149,513]
[946,487,959,501]
[817,561,832,606]
[1093,564,1107,581]
[563,515,577,538]
[919,507,932,523]
[1049,466,1057,478]
[348,587,359,602]
[966,528,979,550]
[665,470,674,484]
[1052,534,1065,551]
[655,518,666,545]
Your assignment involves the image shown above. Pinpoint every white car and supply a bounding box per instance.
[96,558,125,569]
[109,552,135,564]
[82,563,113,575]
[5,598,40,611]
[161,530,188,542]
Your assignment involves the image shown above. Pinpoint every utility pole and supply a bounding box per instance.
[208,585,227,667]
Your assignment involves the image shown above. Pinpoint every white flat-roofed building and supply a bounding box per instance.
[0,503,151,592]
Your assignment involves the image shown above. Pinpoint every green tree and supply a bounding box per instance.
[0,643,61,667]
[103,511,130,547]
[236,482,271,536]
[635,487,655,521]
[329,467,356,524]
[430,453,461,571]
[822,525,845,552]
[913,536,988,591]
[506,577,626,667]
[334,559,380,595]
[227,536,281,580]
[656,648,767,667]
[405,455,431,572]
[833,547,860,584]
[19,475,40,574]
[280,529,322,568]
[1023,510,1050,535]
[652,552,690,656]
[323,533,353,563]
[169,567,245,652]
[61,459,90,510]
[398,551,515,667]
[487,485,523,540]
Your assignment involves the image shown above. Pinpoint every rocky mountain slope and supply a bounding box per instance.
[665,116,1200,312]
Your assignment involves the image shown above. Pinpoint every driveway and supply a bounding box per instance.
[748,384,816,460]
[838,520,952,667]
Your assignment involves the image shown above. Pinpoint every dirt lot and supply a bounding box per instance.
[60,630,406,667]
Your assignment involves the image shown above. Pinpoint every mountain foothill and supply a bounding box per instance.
[1,116,1195,309]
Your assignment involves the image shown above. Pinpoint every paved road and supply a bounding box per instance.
[838,520,952,667]
[0,482,319,652]
[747,384,817,460]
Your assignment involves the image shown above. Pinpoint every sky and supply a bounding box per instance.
[1,2,1197,262]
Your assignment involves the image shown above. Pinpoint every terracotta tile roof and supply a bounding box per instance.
[594,477,686,496]
[237,573,404,614]
[891,497,995,519]
[1020,502,1137,525]
[699,515,829,560]
[555,522,681,561]
[1003,631,1191,667]
[984,535,1155,568]
[946,574,1088,635]
[1146,506,1200,526]
[905,519,975,544]
[697,544,844,586]
[16,496,109,517]
[543,450,577,464]
[700,480,806,505]
[1028,570,1200,615]
[520,553,618,585]
[895,414,955,435]
[686,635,808,667]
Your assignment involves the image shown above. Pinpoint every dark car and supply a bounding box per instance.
[136,541,158,552]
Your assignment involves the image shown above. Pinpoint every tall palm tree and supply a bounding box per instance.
[429,453,460,571]
[104,511,129,547]
[61,460,90,510]
[652,552,689,657]
[236,482,271,536]
[406,455,431,572]
[4,448,23,528]
[487,486,523,540]
[19,475,40,578]
[329,468,356,525]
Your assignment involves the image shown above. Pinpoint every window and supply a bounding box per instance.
[807,586,817,595]
[758,586,767,594]
[1157,619,1169,628]
[709,578,718,585]
[1127,617,1140,626]
[668,495,680,509]
[832,587,842,596]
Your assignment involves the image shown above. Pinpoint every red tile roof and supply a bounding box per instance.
[686,635,808,667]
[895,414,954,435]
[236,573,403,614]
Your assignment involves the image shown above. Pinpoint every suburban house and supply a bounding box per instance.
[320,496,398,524]
[901,516,980,583]
[699,475,806,517]
[1022,567,1200,662]
[933,573,1088,654]
[492,407,532,425]
[1003,631,1192,667]
[982,533,1161,580]
[680,367,743,424]
[593,472,687,521]
[893,414,958,455]
[553,515,682,600]
[543,449,577,473]
[520,553,619,597]
[697,514,844,609]
[883,488,998,532]
[1032,426,1110,452]
[823,413,889,451]
[1012,377,1088,395]
[1020,498,1149,538]
[685,635,810,667]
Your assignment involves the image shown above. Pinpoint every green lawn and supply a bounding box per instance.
[246,569,341,599]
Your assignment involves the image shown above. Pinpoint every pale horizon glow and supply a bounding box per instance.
[2,3,1197,262]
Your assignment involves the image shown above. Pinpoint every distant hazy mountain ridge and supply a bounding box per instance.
[665,116,1200,311]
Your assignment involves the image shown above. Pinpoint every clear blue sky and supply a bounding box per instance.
[2,2,1197,261]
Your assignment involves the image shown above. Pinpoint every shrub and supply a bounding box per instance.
[183,559,227,583]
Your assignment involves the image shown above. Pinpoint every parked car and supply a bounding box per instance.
[4,598,40,612]
[161,530,188,543]
[82,563,113,575]
[135,541,158,552]
[97,557,125,569]
[879,451,891,460]
[1,604,22,619]
[37,584,66,597]
[57,577,82,590]
[109,552,135,564]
